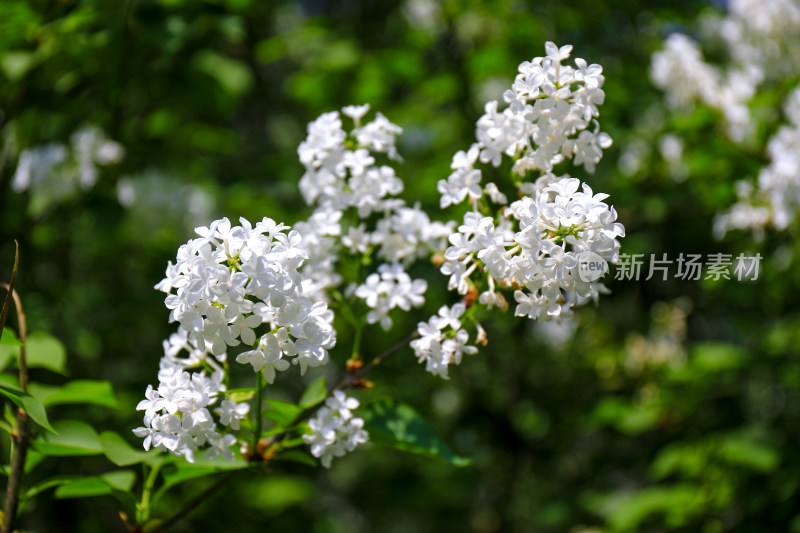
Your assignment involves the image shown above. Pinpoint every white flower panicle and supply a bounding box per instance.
[295,105,451,327]
[438,42,611,210]
[440,177,623,321]
[137,216,337,460]
[12,126,124,216]
[133,349,247,462]
[651,0,800,141]
[155,216,336,375]
[302,391,369,468]
[298,105,403,214]
[419,43,624,379]
[715,84,800,237]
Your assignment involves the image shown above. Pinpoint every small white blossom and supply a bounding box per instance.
[303,393,369,468]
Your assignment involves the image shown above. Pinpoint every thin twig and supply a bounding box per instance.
[144,470,239,533]
[0,241,19,340]
[262,330,420,450]
[333,330,420,390]
[1,285,29,533]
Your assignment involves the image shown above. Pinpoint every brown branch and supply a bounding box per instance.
[1,284,29,533]
[333,330,420,391]
[0,241,19,340]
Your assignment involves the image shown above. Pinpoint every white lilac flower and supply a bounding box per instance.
[134,357,236,462]
[715,84,800,237]
[156,216,336,373]
[217,399,250,430]
[12,127,123,215]
[298,107,403,213]
[354,263,427,330]
[419,43,624,378]
[303,393,369,468]
[411,304,478,379]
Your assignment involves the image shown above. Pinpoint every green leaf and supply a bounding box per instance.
[100,431,161,466]
[274,449,316,467]
[36,380,119,408]
[0,51,37,81]
[187,453,248,470]
[24,332,67,374]
[361,398,470,467]
[238,476,313,512]
[591,484,705,532]
[264,398,303,426]
[0,380,55,433]
[54,470,136,499]
[20,394,55,433]
[718,436,779,472]
[158,464,222,498]
[0,328,22,346]
[33,420,102,456]
[299,376,326,408]
[193,50,254,96]
[227,387,255,403]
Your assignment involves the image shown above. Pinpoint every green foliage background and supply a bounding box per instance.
[2,0,800,531]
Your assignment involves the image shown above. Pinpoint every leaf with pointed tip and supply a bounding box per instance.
[0,381,55,433]
[0,329,22,346]
[361,398,471,467]
[39,380,118,408]
[33,420,102,456]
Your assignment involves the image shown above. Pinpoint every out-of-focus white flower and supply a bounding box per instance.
[303,392,368,468]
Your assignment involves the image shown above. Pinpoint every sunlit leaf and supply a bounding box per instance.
[193,50,253,96]
[0,329,22,346]
[264,398,303,426]
[54,471,135,499]
[361,398,470,466]
[227,388,255,403]
[24,332,67,375]
[100,431,160,466]
[33,420,102,456]
[0,380,55,432]
[299,376,326,408]
[39,380,118,408]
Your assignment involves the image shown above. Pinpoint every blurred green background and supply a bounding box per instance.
[3,0,800,531]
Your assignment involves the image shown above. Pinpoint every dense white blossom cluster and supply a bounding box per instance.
[439,41,610,211]
[649,0,800,236]
[136,44,624,463]
[133,340,247,462]
[302,391,369,468]
[413,43,623,377]
[155,217,336,374]
[438,177,623,319]
[715,86,800,237]
[354,263,427,330]
[411,303,479,379]
[651,0,800,141]
[295,105,451,320]
[136,216,337,461]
